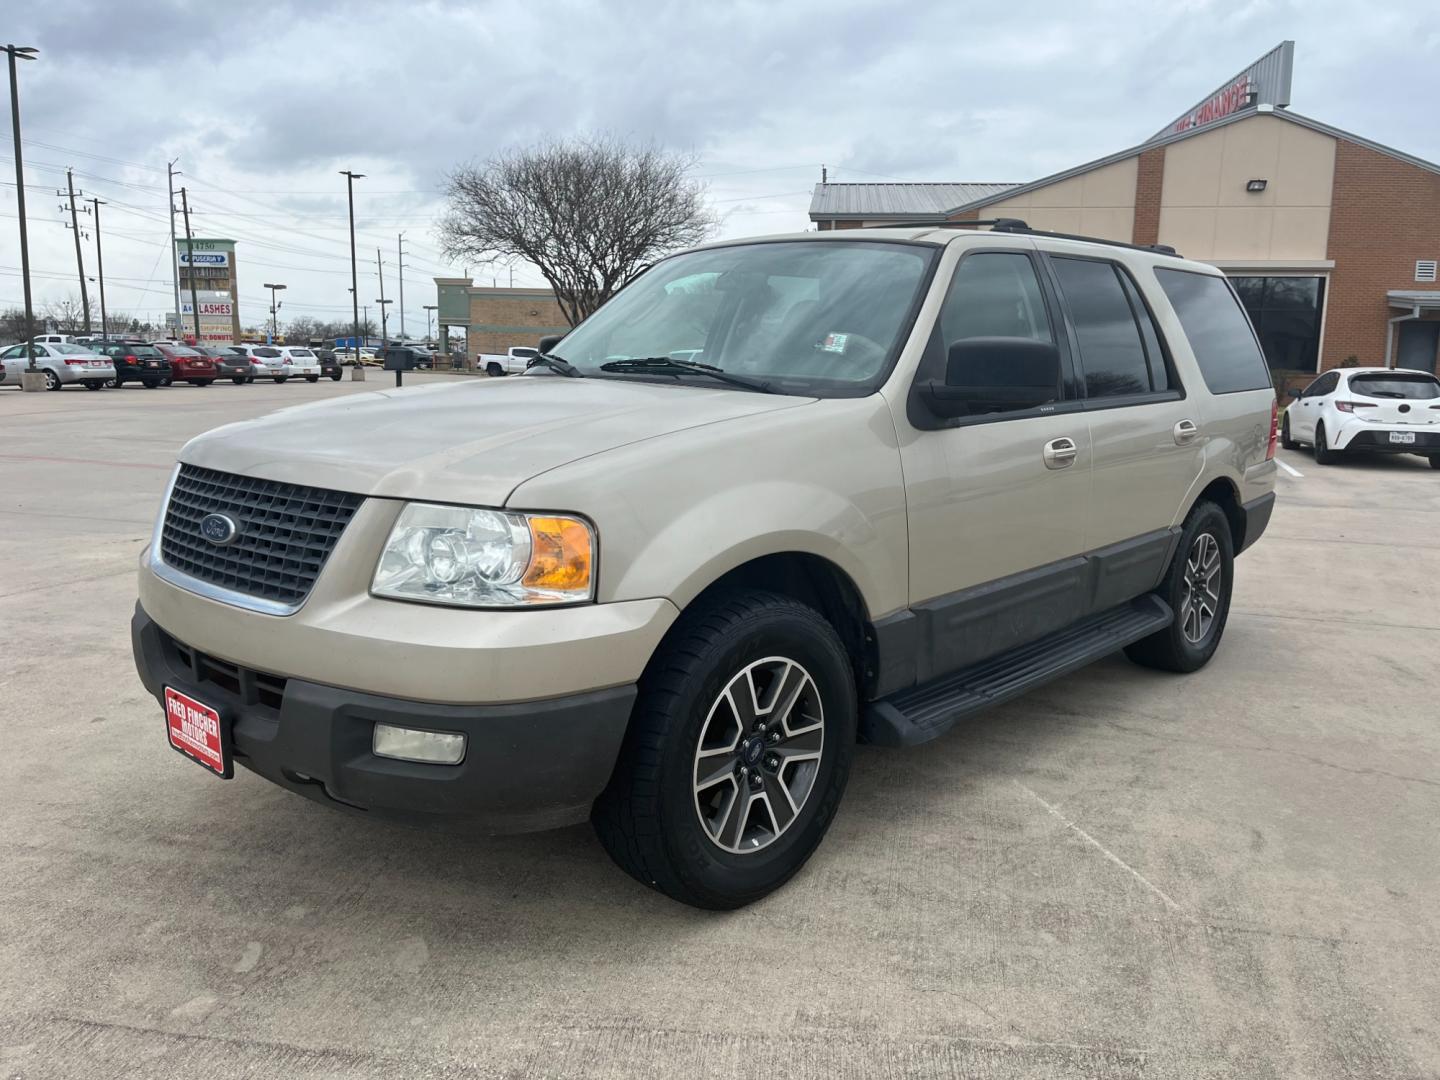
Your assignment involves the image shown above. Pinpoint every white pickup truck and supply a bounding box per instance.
[477,345,539,376]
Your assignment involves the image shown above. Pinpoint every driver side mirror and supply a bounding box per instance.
[921,337,1062,419]
[538,334,563,354]
[1287,388,1302,399]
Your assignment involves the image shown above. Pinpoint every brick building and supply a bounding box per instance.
[432,278,569,360]
[810,42,1440,382]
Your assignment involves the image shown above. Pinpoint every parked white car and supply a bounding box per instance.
[0,341,116,390]
[276,346,323,381]
[1282,366,1440,467]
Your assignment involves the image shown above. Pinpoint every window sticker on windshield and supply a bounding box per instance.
[820,333,849,354]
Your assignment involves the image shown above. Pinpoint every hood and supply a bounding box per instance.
[180,375,813,505]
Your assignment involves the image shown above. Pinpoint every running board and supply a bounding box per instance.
[861,594,1173,747]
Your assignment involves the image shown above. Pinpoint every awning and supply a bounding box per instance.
[1388,290,1440,310]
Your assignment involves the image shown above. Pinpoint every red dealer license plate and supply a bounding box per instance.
[164,687,232,778]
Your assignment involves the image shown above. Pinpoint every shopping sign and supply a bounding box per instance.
[178,251,230,266]
[181,299,234,317]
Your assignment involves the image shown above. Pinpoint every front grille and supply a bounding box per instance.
[161,464,364,608]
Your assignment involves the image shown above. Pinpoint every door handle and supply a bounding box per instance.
[1173,419,1200,444]
[1043,437,1078,469]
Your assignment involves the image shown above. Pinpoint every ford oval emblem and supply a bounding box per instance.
[199,512,240,546]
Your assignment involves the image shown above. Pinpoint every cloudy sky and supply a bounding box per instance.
[3,0,1438,335]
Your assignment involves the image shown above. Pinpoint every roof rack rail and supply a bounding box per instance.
[866,216,1183,258]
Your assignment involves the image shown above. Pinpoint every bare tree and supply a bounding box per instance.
[42,294,88,333]
[438,137,716,327]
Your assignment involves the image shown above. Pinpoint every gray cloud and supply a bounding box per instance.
[4,0,1438,325]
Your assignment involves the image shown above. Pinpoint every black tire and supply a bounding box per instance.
[1125,501,1234,674]
[1313,423,1339,465]
[142,381,158,389]
[44,370,61,391]
[330,372,342,381]
[1430,456,1440,471]
[305,375,319,383]
[1280,412,1298,450]
[244,377,255,385]
[161,376,173,386]
[592,589,856,910]
[105,377,119,388]
[276,376,288,384]
[231,376,246,385]
[486,362,504,377]
[84,381,103,391]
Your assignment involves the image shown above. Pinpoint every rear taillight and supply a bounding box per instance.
[1334,401,1377,413]
[1267,399,1278,460]
[283,358,292,365]
[64,358,85,366]
[123,354,136,363]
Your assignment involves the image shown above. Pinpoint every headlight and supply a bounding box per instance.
[372,503,594,607]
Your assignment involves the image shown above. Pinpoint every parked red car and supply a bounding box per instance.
[154,343,217,387]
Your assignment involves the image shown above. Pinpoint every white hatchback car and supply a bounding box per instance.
[276,346,323,382]
[1282,366,1440,467]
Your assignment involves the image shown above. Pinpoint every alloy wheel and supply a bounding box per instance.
[1179,532,1222,644]
[692,656,824,854]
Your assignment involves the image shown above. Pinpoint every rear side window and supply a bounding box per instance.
[1051,257,1157,399]
[1155,268,1270,394]
[1348,373,1440,399]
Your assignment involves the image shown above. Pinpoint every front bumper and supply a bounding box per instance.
[132,604,636,832]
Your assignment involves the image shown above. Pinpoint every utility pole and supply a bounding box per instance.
[61,169,91,332]
[397,232,409,341]
[340,170,364,372]
[167,159,181,333]
[5,44,40,377]
[89,197,108,340]
[178,187,201,344]
[375,248,387,348]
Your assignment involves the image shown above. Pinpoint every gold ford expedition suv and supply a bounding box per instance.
[133,222,1278,909]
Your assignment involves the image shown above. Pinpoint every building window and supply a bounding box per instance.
[1228,275,1326,372]
[1416,260,1438,283]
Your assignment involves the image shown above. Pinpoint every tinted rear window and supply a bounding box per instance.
[255,348,281,358]
[129,345,160,357]
[289,349,313,357]
[1348,373,1440,399]
[1154,269,1270,394]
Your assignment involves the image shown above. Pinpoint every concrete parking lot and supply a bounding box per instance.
[1,378,1437,1079]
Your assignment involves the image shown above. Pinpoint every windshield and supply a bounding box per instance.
[551,240,936,395]
[1348,373,1440,399]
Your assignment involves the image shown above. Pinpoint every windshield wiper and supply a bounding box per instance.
[526,352,583,377]
[598,356,776,394]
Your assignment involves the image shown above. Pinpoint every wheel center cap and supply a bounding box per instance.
[741,737,765,766]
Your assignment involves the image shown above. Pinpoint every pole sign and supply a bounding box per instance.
[1147,41,1294,144]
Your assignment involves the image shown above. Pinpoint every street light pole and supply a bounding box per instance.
[178,187,201,344]
[5,44,40,377]
[376,297,394,386]
[423,304,437,346]
[340,170,364,374]
[263,283,286,343]
[397,231,406,341]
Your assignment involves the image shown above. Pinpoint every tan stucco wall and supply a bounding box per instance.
[981,156,1138,242]
[1158,114,1335,261]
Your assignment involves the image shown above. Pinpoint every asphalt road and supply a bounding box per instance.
[1,377,1437,1079]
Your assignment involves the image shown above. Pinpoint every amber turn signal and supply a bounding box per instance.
[522,516,594,597]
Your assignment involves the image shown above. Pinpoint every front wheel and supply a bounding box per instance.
[305,375,319,383]
[593,590,856,909]
[1125,501,1234,673]
[486,362,504,377]
[231,376,246,385]
[105,377,119,388]
[84,381,103,391]
[142,381,159,389]
[1313,423,1339,465]
[160,376,173,386]
[330,372,342,381]
[1280,412,1298,450]
[275,376,288,384]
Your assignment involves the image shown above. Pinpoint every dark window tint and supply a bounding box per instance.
[1051,257,1152,398]
[1155,269,1270,394]
[1228,275,1326,372]
[255,348,281,358]
[940,253,1052,344]
[1302,371,1338,397]
[128,345,161,357]
[1348,373,1440,399]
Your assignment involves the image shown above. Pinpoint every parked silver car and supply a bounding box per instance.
[226,345,289,383]
[0,341,116,390]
